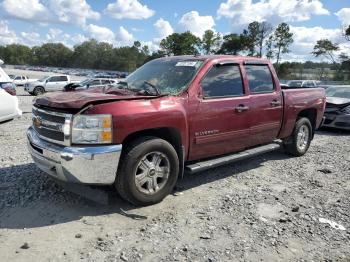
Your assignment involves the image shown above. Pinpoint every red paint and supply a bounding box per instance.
[35,55,326,162]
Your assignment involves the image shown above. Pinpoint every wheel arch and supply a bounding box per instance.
[121,127,185,177]
[297,108,317,137]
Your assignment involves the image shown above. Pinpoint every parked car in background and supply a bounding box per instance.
[64,78,118,91]
[323,86,350,130]
[24,75,78,95]
[0,82,17,95]
[27,55,326,206]
[0,88,22,122]
[0,59,16,95]
[285,80,320,88]
[12,75,37,86]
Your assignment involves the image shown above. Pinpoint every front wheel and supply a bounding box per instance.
[115,137,179,206]
[33,87,45,96]
[284,117,313,156]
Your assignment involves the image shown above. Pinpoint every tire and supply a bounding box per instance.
[33,87,45,96]
[284,117,313,156]
[115,137,179,206]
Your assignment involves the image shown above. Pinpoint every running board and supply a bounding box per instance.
[186,142,282,174]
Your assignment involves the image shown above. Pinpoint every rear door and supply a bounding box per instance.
[189,62,251,160]
[244,63,283,145]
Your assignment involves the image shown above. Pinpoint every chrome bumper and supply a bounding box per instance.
[27,126,122,185]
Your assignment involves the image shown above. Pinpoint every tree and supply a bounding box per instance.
[344,25,350,41]
[265,35,274,60]
[312,39,339,64]
[201,30,221,55]
[242,21,260,56]
[257,22,273,57]
[217,33,244,55]
[1,44,32,65]
[72,39,99,69]
[273,23,293,66]
[160,32,201,56]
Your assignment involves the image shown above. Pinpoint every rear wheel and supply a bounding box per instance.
[33,87,45,96]
[115,137,179,206]
[284,117,312,156]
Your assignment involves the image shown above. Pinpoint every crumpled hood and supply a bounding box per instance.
[326,96,350,107]
[35,87,151,109]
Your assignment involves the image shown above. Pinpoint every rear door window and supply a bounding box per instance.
[245,65,274,93]
[201,64,244,98]
[57,76,68,82]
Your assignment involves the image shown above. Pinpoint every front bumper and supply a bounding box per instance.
[27,126,122,184]
[322,113,350,130]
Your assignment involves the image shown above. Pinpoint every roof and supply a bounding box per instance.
[155,55,270,63]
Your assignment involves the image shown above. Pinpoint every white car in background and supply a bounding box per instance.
[24,75,78,95]
[12,75,37,86]
[0,59,22,122]
[0,89,22,122]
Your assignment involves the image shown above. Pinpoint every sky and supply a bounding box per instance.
[0,0,349,62]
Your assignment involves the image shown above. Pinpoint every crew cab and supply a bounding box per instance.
[27,56,326,206]
[24,75,77,95]
[12,75,37,86]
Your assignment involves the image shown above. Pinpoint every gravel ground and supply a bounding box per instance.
[0,87,349,261]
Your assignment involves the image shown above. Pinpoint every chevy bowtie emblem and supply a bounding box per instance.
[33,116,42,128]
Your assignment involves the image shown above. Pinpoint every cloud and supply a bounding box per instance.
[105,0,155,20]
[335,8,350,25]
[178,11,215,37]
[284,26,347,62]
[1,0,99,26]
[85,24,115,44]
[115,26,134,45]
[217,0,329,30]
[0,20,19,45]
[154,18,174,39]
[49,0,100,26]
[20,31,42,46]
[1,0,49,22]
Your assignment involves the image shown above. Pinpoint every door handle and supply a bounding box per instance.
[270,100,281,107]
[235,104,249,113]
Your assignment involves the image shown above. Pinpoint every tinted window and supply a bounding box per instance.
[102,80,110,84]
[245,65,274,93]
[14,76,21,80]
[90,80,101,86]
[57,76,68,82]
[48,76,58,82]
[201,65,244,98]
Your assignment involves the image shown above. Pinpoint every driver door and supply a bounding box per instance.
[189,63,251,160]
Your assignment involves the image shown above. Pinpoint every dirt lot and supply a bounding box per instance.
[0,88,349,262]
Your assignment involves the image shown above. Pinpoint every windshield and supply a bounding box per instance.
[79,79,92,86]
[125,58,203,95]
[38,76,49,82]
[326,86,350,99]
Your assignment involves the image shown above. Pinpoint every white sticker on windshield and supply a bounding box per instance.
[175,61,198,67]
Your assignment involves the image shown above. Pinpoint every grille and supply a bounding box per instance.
[32,106,72,145]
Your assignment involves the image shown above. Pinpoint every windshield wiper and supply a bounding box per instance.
[143,81,161,96]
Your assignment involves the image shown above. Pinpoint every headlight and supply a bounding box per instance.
[72,114,112,144]
[341,105,350,114]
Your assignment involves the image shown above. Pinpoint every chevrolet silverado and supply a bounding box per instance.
[27,55,326,206]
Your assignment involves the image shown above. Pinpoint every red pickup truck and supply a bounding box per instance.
[27,55,326,206]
